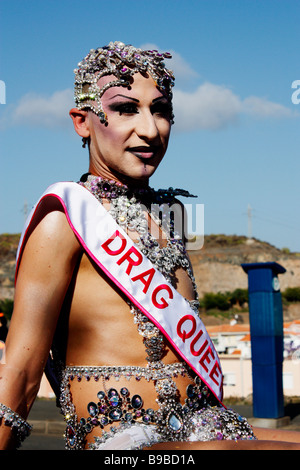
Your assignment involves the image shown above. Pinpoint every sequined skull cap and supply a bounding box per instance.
[74,41,175,125]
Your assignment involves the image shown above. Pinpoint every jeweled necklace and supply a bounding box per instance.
[79,173,197,275]
[79,173,196,203]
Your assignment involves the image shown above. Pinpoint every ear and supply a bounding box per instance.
[69,108,90,138]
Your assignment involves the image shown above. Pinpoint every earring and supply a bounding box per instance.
[82,137,89,148]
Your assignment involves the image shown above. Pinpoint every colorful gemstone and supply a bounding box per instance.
[142,414,151,423]
[97,391,105,400]
[100,417,109,426]
[125,413,133,422]
[109,396,119,407]
[85,423,92,433]
[87,402,98,417]
[109,408,122,421]
[102,182,111,191]
[168,413,182,432]
[66,425,76,447]
[187,384,196,398]
[107,388,118,398]
[131,395,143,410]
[99,404,107,414]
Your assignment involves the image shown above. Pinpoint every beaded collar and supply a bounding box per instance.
[79,173,196,204]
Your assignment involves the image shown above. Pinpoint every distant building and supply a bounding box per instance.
[205,320,300,399]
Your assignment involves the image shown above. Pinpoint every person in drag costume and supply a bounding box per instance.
[0,41,300,450]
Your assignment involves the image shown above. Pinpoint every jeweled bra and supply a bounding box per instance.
[58,175,255,449]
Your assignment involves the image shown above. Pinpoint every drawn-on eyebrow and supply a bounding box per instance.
[109,94,168,104]
[152,96,168,103]
[109,94,139,102]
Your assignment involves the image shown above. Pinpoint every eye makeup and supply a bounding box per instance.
[108,101,139,115]
[107,94,172,119]
[151,100,172,118]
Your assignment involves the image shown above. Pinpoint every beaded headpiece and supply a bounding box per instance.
[74,41,175,125]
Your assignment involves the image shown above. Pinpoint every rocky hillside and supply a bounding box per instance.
[189,234,300,298]
[0,234,20,300]
[1,233,300,303]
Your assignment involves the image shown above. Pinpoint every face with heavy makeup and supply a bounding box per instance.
[70,73,172,186]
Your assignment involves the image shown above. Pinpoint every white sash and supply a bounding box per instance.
[16,182,223,402]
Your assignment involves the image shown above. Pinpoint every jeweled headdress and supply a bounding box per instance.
[74,41,175,125]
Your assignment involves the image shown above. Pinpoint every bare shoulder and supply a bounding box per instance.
[17,195,82,281]
[28,195,78,238]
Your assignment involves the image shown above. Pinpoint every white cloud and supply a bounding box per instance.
[173,82,242,132]
[167,50,199,82]
[1,89,74,129]
[242,96,295,119]
[173,83,297,132]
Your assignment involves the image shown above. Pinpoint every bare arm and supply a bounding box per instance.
[0,199,82,448]
[252,426,300,443]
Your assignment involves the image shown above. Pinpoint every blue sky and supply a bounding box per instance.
[1,0,300,252]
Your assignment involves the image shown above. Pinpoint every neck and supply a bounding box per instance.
[87,166,150,190]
